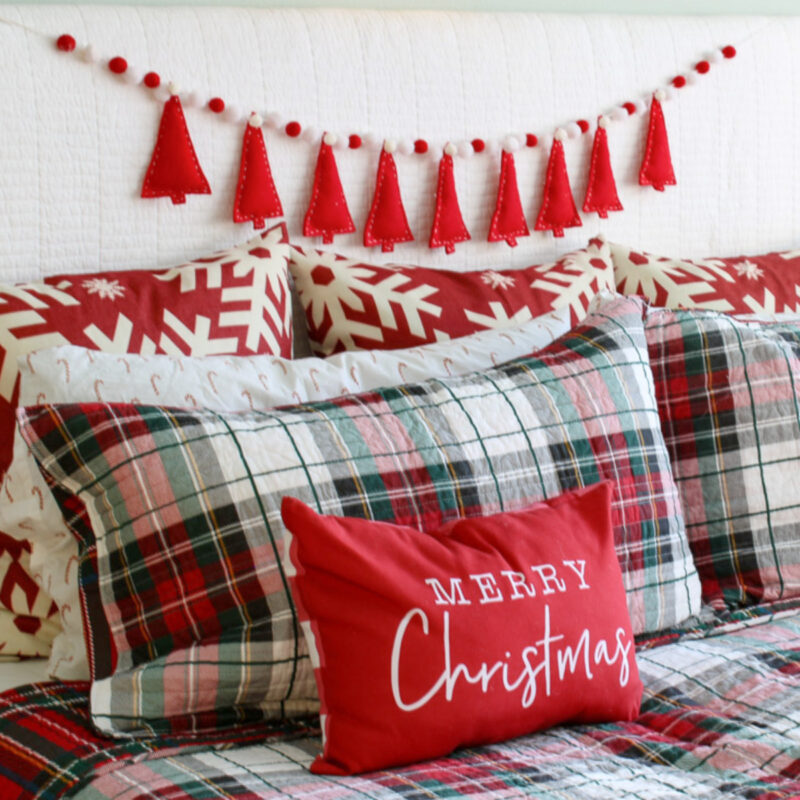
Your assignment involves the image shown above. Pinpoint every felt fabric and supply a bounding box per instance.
[282,483,643,775]
[534,139,582,238]
[429,153,470,254]
[233,121,283,229]
[303,140,355,244]
[583,124,624,218]
[488,150,530,247]
[639,97,676,192]
[363,149,414,252]
[141,95,211,205]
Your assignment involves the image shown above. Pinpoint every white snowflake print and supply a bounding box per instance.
[733,261,764,281]
[82,278,126,300]
[481,271,516,290]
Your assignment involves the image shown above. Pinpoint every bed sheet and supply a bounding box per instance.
[4,604,800,799]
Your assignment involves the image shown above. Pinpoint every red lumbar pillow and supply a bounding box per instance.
[281,481,643,775]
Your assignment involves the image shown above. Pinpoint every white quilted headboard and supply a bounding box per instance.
[0,6,797,282]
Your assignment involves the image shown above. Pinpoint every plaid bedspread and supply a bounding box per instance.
[5,607,800,799]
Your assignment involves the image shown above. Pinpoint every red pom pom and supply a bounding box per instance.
[695,60,710,74]
[56,34,76,52]
[672,75,687,88]
[722,45,737,59]
[577,119,590,133]
[348,134,362,149]
[414,139,428,154]
[108,57,128,75]
[525,133,538,147]
[471,138,485,153]
[208,97,225,114]
[143,71,160,89]
[285,120,302,137]
[623,102,637,115]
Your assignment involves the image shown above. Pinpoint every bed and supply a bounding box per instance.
[2,6,800,799]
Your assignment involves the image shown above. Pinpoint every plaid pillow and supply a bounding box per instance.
[646,307,800,609]
[18,294,698,736]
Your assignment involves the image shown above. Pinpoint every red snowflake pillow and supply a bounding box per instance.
[282,482,643,775]
[611,241,800,315]
[289,237,613,356]
[0,223,291,657]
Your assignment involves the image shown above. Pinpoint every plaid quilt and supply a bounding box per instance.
[645,307,800,610]
[5,607,800,799]
[17,295,698,736]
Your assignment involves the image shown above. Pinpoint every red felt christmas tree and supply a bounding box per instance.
[141,94,211,204]
[233,114,283,229]
[639,94,676,192]
[583,119,623,218]
[488,149,530,247]
[429,150,470,254]
[363,146,414,252]
[303,138,355,244]
[534,136,582,238]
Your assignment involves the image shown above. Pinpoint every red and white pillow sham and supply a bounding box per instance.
[282,483,643,775]
[289,236,614,355]
[0,223,293,660]
[611,241,800,315]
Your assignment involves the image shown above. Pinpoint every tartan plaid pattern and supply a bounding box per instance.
[17,294,698,736]
[646,307,800,610]
[5,607,800,799]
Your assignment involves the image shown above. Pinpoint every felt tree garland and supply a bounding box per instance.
[534,135,582,238]
[42,25,740,245]
[429,147,471,254]
[639,92,676,192]
[303,135,355,244]
[233,112,283,229]
[141,90,210,204]
[488,149,530,247]
[583,116,624,219]
[364,143,414,252]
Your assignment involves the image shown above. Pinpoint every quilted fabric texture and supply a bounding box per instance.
[289,236,614,355]
[17,294,697,736]
[612,241,800,315]
[646,306,800,609]
[283,485,642,775]
[0,223,292,661]
[3,311,569,681]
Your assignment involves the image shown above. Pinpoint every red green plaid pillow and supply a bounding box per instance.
[646,307,800,610]
[18,294,697,737]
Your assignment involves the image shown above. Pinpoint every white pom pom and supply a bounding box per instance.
[634,98,648,114]
[167,81,181,97]
[80,45,97,64]
[223,104,241,123]
[502,135,520,152]
[183,91,200,108]
[123,67,142,85]
[444,141,457,157]
[554,127,567,142]
[609,107,627,122]
[265,111,283,129]
[397,138,414,156]
[154,86,170,104]
[323,131,337,146]
[249,112,263,128]
[661,85,676,102]
[597,115,610,129]
[684,72,697,86]
[655,89,667,103]
[301,125,320,142]
[566,122,582,139]
[540,135,553,152]
[485,139,500,156]
[331,133,347,151]
[457,140,472,158]
[383,138,397,154]
[709,48,724,64]
[361,132,379,149]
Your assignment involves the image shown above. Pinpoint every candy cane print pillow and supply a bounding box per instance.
[282,482,643,775]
